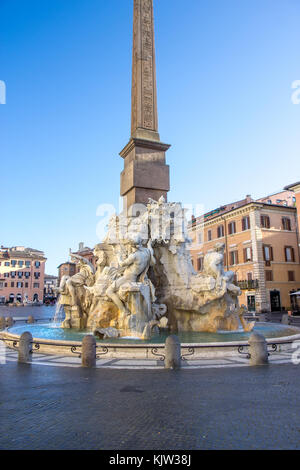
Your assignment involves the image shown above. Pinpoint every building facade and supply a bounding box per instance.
[57,262,76,286]
[285,182,300,237]
[0,246,46,304]
[189,193,300,313]
[44,274,58,301]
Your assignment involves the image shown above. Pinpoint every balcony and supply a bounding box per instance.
[234,279,259,290]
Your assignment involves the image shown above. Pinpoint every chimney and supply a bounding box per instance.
[78,242,84,252]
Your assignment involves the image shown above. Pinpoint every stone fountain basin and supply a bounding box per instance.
[1,323,300,360]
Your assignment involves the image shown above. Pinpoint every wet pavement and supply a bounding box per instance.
[0,304,55,320]
[1,360,300,450]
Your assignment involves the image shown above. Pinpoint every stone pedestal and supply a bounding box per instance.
[18,332,32,363]
[164,335,181,370]
[249,332,269,366]
[120,139,170,207]
[82,335,96,368]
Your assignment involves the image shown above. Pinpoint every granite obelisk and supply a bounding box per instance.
[120,0,170,208]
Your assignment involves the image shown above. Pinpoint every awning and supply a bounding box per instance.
[290,291,300,296]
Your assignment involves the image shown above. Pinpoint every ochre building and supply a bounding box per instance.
[189,192,300,313]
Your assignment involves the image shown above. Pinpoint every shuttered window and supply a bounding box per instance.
[285,246,295,262]
[242,216,250,231]
[261,215,270,228]
[228,221,236,235]
[282,218,291,231]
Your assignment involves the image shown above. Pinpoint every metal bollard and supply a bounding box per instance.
[164,335,181,370]
[81,335,96,368]
[18,332,33,363]
[249,332,269,366]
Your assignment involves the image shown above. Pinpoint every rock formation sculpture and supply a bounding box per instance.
[57,198,254,338]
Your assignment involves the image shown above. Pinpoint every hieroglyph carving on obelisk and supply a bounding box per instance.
[131,0,159,140]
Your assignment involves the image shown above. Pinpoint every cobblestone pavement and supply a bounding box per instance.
[1,360,300,450]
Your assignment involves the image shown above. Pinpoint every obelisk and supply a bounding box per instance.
[120,0,170,209]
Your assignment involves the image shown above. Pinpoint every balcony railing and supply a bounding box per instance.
[234,279,259,290]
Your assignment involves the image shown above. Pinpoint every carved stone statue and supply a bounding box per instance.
[57,199,254,338]
[106,237,153,318]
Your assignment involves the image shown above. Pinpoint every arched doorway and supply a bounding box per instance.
[16,294,22,303]
[33,293,39,303]
[9,294,14,303]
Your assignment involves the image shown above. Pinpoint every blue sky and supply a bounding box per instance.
[0,0,299,275]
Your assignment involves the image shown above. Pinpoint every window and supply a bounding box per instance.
[282,217,291,231]
[18,261,24,267]
[11,260,17,267]
[0,282,3,289]
[25,261,30,268]
[285,246,295,262]
[17,282,23,288]
[34,261,41,268]
[247,272,253,281]
[4,273,9,278]
[288,271,295,282]
[228,221,236,235]
[263,245,274,262]
[265,271,273,281]
[229,251,239,266]
[10,272,16,279]
[33,283,40,288]
[11,282,14,287]
[207,230,212,241]
[34,272,40,279]
[17,272,23,279]
[25,272,30,279]
[4,262,9,267]
[217,225,224,238]
[244,247,252,262]
[25,282,29,288]
[242,216,250,231]
[261,215,270,228]
[197,257,204,271]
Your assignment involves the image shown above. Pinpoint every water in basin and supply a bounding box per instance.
[7,322,300,344]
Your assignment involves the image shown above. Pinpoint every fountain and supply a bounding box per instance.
[55,199,252,340]
[2,1,300,359]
